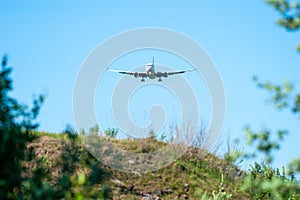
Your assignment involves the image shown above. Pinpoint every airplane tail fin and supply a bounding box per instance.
[152,57,154,65]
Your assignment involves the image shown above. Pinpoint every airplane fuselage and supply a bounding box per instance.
[145,63,156,79]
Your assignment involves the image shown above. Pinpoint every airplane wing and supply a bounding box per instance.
[109,69,147,77]
[166,68,196,76]
[109,69,134,75]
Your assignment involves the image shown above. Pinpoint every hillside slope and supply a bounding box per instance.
[22,133,247,199]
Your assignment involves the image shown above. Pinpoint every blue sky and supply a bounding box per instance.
[1,1,300,170]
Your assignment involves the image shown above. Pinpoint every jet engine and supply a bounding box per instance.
[163,72,168,78]
[134,72,139,78]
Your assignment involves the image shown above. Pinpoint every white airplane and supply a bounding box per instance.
[109,58,195,82]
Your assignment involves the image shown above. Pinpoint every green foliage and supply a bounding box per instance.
[211,174,233,200]
[244,30,300,196]
[89,124,100,135]
[64,124,79,140]
[105,127,118,138]
[255,0,300,184]
[149,129,156,139]
[266,0,300,53]
[242,10,300,193]
[266,0,300,31]
[240,93,300,196]
[242,97,300,198]
[194,174,232,200]
[21,155,55,199]
[0,55,44,199]
[241,162,300,199]
[88,124,118,138]
[250,77,300,171]
[101,185,111,199]
[147,129,167,141]
[160,132,167,141]
[245,126,288,164]
[70,173,101,199]
[254,77,293,109]
[287,157,300,175]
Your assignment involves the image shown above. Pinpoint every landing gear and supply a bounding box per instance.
[158,78,162,82]
[141,79,145,82]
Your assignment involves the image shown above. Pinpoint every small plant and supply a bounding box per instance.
[101,185,111,199]
[89,124,100,135]
[159,132,167,141]
[149,129,156,139]
[194,174,232,200]
[212,174,232,200]
[63,124,78,140]
[105,128,118,138]
[212,188,232,200]
[221,135,244,166]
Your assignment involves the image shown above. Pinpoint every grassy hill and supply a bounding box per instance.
[21,132,249,199]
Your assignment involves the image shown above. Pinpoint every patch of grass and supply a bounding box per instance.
[112,137,166,153]
[33,131,63,139]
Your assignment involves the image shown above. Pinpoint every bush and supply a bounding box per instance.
[0,55,44,198]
